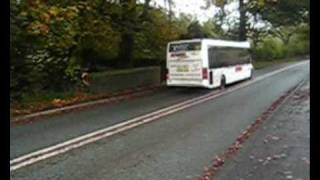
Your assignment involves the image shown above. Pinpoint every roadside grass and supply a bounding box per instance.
[253,60,292,69]
[253,56,307,69]
[11,90,83,117]
[92,66,158,77]
[10,85,157,118]
[10,57,306,119]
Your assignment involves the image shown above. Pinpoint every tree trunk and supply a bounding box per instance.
[117,0,136,68]
[164,0,173,22]
[239,0,247,41]
[283,36,291,45]
[118,33,134,68]
[142,0,151,17]
[168,0,173,22]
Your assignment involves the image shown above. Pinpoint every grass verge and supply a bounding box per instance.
[253,56,307,69]
[10,86,159,119]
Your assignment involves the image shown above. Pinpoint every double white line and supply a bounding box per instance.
[10,61,309,172]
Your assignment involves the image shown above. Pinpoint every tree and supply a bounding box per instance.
[116,0,137,67]
[10,0,86,95]
[247,26,269,47]
[271,26,296,45]
[201,19,223,38]
[250,0,309,27]
[134,8,183,61]
[163,0,174,22]
[113,0,154,68]
[238,0,247,41]
[202,0,228,36]
[204,0,249,41]
[10,0,34,100]
[247,0,309,45]
[181,21,205,39]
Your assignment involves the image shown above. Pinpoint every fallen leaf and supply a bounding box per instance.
[286,175,293,179]
[262,160,269,166]
[284,171,292,175]
[271,136,280,141]
[272,154,281,160]
[283,145,289,149]
[281,153,287,158]
[249,155,255,160]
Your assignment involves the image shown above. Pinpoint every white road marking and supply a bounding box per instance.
[10,61,309,172]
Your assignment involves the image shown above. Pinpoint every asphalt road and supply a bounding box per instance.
[9,61,295,160]
[214,78,310,180]
[10,61,309,180]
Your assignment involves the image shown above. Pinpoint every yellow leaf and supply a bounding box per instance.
[40,13,51,23]
[48,6,59,16]
[20,11,28,16]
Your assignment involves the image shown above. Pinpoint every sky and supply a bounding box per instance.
[149,0,267,29]
[152,0,239,23]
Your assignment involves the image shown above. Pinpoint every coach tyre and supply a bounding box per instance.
[220,75,226,90]
[249,69,253,80]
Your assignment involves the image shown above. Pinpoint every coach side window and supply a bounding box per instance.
[208,47,216,68]
[208,47,250,68]
[223,48,250,65]
[215,47,236,67]
[238,49,251,64]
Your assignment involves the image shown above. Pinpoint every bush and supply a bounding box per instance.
[131,58,162,67]
[287,35,310,57]
[253,37,287,61]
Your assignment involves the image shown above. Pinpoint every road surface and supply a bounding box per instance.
[10,61,309,180]
[214,78,309,180]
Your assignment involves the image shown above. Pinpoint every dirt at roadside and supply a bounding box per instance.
[214,80,310,180]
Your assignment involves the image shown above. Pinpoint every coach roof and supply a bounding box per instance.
[169,39,250,48]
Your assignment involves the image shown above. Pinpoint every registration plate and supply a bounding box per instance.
[177,65,189,72]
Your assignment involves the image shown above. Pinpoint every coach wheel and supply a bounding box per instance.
[220,75,226,90]
[249,69,253,80]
